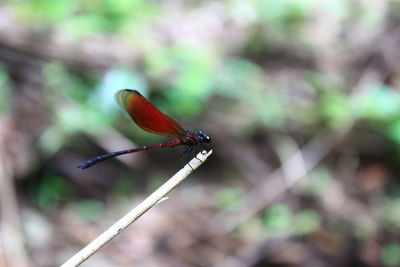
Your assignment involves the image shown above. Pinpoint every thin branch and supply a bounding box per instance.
[61,150,213,267]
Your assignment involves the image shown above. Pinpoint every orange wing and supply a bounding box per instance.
[115,89,186,138]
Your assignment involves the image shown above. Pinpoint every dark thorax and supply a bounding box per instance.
[181,131,211,146]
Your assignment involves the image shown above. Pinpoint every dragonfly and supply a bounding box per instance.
[78,89,211,169]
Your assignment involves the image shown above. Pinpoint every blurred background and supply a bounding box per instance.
[1,0,400,266]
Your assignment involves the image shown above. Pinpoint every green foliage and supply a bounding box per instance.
[358,86,400,121]
[258,0,315,30]
[6,0,399,143]
[354,217,376,241]
[145,45,216,117]
[12,0,399,151]
[354,86,400,144]
[381,197,400,230]
[39,127,67,155]
[217,58,263,93]
[44,62,95,102]
[215,59,288,130]
[381,243,400,267]
[0,64,11,114]
[15,0,76,25]
[263,204,292,236]
[320,91,350,128]
[216,188,243,211]
[263,205,321,236]
[295,209,321,234]
[12,0,158,37]
[33,175,71,210]
[41,62,120,154]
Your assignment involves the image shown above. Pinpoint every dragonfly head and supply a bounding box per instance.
[197,131,211,144]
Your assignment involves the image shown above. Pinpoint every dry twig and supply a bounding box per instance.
[61,150,213,267]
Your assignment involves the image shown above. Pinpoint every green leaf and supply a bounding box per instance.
[263,204,292,232]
